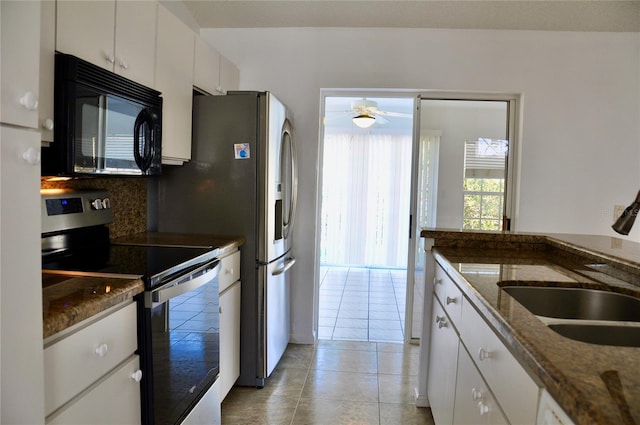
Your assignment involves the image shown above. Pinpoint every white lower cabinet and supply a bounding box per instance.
[537,390,576,425]
[44,301,140,424]
[47,355,141,425]
[458,297,539,424]
[218,250,242,400]
[428,262,541,425]
[427,298,459,425]
[453,346,508,425]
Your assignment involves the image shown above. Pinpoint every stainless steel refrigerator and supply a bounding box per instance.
[155,91,297,387]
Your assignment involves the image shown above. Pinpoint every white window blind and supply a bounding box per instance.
[464,138,508,178]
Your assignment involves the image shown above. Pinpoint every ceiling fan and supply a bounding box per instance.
[330,98,413,129]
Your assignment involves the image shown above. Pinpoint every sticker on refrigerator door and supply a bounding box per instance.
[234,143,250,159]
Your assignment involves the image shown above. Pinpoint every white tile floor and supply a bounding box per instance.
[318,266,407,342]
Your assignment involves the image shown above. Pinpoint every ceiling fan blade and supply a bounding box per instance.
[374,110,412,118]
[374,115,389,124]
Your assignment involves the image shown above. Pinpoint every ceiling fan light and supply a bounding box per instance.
[353,114,375,128]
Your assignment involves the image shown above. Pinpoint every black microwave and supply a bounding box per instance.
[42,53,162,177]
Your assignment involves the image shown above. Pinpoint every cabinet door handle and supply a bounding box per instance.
[22,147,40,165]
[478,402,490,415]
[471,388,483,401]
[42,118,54,131]
[438,320,448,329]
[433,278,443,285]
[119,59,129,69]
[478,347,491,361]
[446,296,457,305]
[95,343,109,358]
[19,91,38,111]
[435,315,444,323]
[219,305,223,314]
[105,54,115,64]
[130,370,143,382]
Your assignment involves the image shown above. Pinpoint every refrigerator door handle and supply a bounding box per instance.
[272,257,296,276]
[282,118,297,239]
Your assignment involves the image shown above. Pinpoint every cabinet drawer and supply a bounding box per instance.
[427,298,459,425]
[459,301,539,425]
[454,345,508,425]
[219,250,240,293]
[434,265,463,324]
[47,355,141,424]
[219,280,241,400]
[44,302,138,416]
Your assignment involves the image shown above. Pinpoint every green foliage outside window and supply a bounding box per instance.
[463,178,504,230]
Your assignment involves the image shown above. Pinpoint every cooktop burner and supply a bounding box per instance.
[43,244,218,290]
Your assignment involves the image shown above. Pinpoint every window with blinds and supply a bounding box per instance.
[463,138,508,230]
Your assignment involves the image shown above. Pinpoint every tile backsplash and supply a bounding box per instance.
[41,177,147,239]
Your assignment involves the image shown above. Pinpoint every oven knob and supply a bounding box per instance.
[102,198,111,209]
[91,199,104,210]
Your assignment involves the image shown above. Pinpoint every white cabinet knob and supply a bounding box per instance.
[130,370,143,382]
[438,320,448,329]
[225,268,233,275]
[433,278,443,285]
[106,54,115,64]
[119,59,128,70]
[478,347,491,361]
[95,343,109,357]
[446,296,457,305]
[435,315,444,323]
[478,402,490,415]
[19,91,38,111]
[22,147,40,165]
[42,118,54,131]
[471,388,484,401]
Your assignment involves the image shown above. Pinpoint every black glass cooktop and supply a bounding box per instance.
[43,244,217,290]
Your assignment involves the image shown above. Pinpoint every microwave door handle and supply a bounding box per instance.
[133,109,153,173]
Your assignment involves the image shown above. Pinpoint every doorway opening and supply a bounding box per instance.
[315,91,520,345]
[318,94,415,343]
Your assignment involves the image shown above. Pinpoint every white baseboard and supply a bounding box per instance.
[414,387,430,407]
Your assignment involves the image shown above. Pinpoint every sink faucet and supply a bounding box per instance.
[612,189,640,235]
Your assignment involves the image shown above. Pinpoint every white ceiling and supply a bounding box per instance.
[183,0,640,32]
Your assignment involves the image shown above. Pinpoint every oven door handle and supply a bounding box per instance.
[148,261,220,307]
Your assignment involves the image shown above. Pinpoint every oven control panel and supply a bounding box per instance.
[41,189,113,234]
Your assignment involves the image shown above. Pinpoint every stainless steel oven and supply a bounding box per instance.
[41,189,221,425]
[140,258,221,425]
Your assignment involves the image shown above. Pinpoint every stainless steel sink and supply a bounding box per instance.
[548,324,640,347]
[501,286,640,322]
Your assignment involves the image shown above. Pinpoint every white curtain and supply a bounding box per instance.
[320,132,412,268]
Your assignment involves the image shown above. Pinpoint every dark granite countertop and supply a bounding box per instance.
[42,274,143,339]
[421,229,640,425]
[43,233,245,340]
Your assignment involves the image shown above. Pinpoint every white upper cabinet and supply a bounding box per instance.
[155,4,195,164]
[1,1,41,129]
[194,36,240,95]
[113,1,157,88]
[220,55,240,94]
[194,36,221,95]
[39,0,55,141]
[56,0,157,88]
[56,1,116,70]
